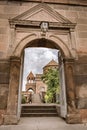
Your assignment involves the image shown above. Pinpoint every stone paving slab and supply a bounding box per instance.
[0,117,87,130]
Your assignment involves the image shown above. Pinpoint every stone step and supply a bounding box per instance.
[21,109,56,113]
[21,104,58,117]
[21,113,58,117]
[22,105,56,109]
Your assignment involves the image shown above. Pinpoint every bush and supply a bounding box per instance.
[42,69,60,103]
[21,95,26,104]
[45,92,53,103]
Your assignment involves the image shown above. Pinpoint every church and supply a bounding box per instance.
[22,59,58,103]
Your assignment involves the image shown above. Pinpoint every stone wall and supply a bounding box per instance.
[36,80,47,94]
[1,0,87,6]
[4,57,21,125]
[0,1,87,58]
[75,58,87,109]
[0,0,87,124]
[74,58,87,123]
[0,60,10,124]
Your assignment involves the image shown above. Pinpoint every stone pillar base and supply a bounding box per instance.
[0,115,4,125]
[4,115,18,125]
[66,114,82,124]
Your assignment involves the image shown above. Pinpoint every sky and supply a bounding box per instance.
[22,47,59,90]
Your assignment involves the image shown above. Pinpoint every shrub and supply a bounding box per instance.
[21,95,26,104]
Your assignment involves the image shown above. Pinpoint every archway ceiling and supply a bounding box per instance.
[25,38,57,49]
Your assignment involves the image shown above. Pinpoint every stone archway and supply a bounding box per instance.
[4,3,80,124]
[13,35,72,58]
[4,34,80,124]
[0,1,87,125]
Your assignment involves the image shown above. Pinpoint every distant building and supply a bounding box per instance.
[43,59,59,73]
[22,59,58,103]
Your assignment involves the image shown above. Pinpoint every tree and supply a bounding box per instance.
[42,69,60,103]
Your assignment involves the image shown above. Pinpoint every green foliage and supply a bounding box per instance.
[21,95,26,104]
[45,92,53,103]
[42,68,60,103]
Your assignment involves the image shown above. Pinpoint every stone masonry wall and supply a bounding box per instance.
[0,0,87,124]
[0,60,10,124]
[0,1,87,58]
[74,58,87,123]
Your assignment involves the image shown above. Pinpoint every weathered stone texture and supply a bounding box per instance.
[3,57,21,125]
[66,113,82,124]
[74,59,87,109]
[0,61,10,111]
[77,18,87,24]
[77,25,87,31]
[0,1,86,58]
[0,28,6,34]
[6,57,21,115]
[78,32,87,38]
[0,60,10,84]
[78,12,87,18]
[65,11,78,18]
[0,19,8,27]
[0,0,87,125]
[0,110,6,125]
[77,98,87,109]
[79,109,87,123]
[0,84,9,109]
[75,75,87,86]
[78,86,87,98]
[64,60,75,102]
[4,115,18,125]
[5,0,87,6]
[36,80,47,94]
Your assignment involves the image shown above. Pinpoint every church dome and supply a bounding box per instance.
[44,59,58,67]
[43,59,58,73]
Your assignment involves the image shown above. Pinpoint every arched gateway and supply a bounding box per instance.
[0,2,87,125]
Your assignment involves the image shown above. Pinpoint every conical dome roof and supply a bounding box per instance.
[27,71,35,81]
[43,59,58,68]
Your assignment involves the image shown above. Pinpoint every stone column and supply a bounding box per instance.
[64,58,81,123]
[4,56,21,125]
[0,59,10,125]
[75,58,87,123]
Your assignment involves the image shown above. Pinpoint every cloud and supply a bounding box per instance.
[22,47,59,90]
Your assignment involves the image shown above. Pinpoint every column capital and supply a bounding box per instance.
[63,58,75,63]
[10,56,21,62]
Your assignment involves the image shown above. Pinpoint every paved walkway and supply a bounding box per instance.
[0,117,87,130]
